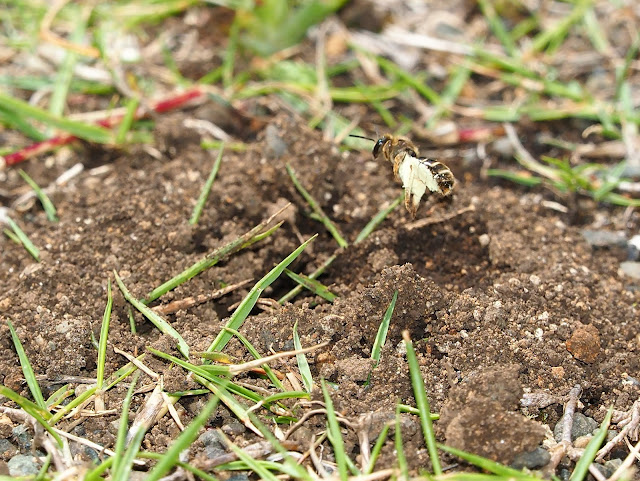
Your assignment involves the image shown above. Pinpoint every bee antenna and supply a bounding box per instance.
[349,134,375,142]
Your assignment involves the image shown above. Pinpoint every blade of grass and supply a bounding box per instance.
[5,216,40,261]
[49,7,87,117]
[192,374,261,436]
[144,210,284,304]
[115,97,140,145]
[437,443,541,479]
[427,61,471,129]
[569,407,613,481]
[395,405,409,479]
[373,54,440,105]
[285,268,336,302]
[7,319,46,411]
[293,320,313,393]
[364,422,390,475]
[0,386,62,446]
[114,271,190,358]
[112,372,142,481]
[403,330,441,474]
[207,234,317,353]
[477,0,516,56]
[219,327,285,391]
[278,253,336,304]
[218,430,280,481]
[47,385,98,425]
[0,91,113,144]
[96,280,113,390]
[286,164,347,248]
[371,290,397,367]
[144,395,221,481]
[190,146,224,225]
[0,105,47,140]
[529,0,591,54]
[354,193,403,244]
[18,170,58,222]
[321,379,348,480]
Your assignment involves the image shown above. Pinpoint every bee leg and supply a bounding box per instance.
[392,154,403,181]
[404,165,418,218]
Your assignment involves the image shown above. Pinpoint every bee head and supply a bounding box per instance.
[372,138,385,159]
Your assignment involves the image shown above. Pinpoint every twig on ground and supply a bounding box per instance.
[404,204,475,231]
[151,279,252,315]
[596,399,640,461]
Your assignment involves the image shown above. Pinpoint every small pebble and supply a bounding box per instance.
[581,229,627,248]
[511,446,550,470]
[221,421,245,436]
[553,412,598,441]
[7,454,40,477]
[619,261,640,280]
[198,429,224,447]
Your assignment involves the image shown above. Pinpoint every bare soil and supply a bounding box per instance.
[1,104,639,474]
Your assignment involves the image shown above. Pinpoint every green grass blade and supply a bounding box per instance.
[365,422,390,475]
[286,164,347,248]
[437,443,540,479]
[115,97,140,145]
[144,214,283,303]
[293,320,313,393]
[278,253,336,304]
[321,379,349,480]
[7,319,46,410]
[190,146,224,225]
[145,395,220,481]
[371,290,397,367]
[285,268,336,302]
[207,234,317,352]
[218,431,280,481]
[18,169,58,222]
[114,271,190,358]
[486,169,544,187]
[220,327,285,391]
[47,385,97,426]
[477,0,516,56]
[96,280,113,390]
[403,330,441,474]
[45,384,72,410]
[49,10,86,117]
[0,91,113,143]
[395,405,409,479]
[5,216,40,261]
[0,105,48,140]
[569,407,613,481]
[111,371,140,479]
[354,194,403,244]
[0,386,62,446]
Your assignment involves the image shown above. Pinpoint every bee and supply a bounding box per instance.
[353,133,455,217]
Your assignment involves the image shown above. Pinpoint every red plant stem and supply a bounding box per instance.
[3,87,204,168]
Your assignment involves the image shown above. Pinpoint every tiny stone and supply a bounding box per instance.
[227,474,251,481]
[198,430,224,449]
[553,413,598,441]
[511,447,550,470]
[7,454,40,477]
[264,124,288,158]
[581,229,627,248]
[221,421,245,436]
[566,324,601,363]
[11,425,31,449]
[0,439,17,456]
[619,261,640,280]
[478,233,490,247]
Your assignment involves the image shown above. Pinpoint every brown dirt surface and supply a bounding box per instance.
[1,110,639,473]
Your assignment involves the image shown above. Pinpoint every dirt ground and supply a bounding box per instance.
[1,106,639,474]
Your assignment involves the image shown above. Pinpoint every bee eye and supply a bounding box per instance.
[372,139,384,158]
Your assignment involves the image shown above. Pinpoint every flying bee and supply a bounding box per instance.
[352,133,455,217]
